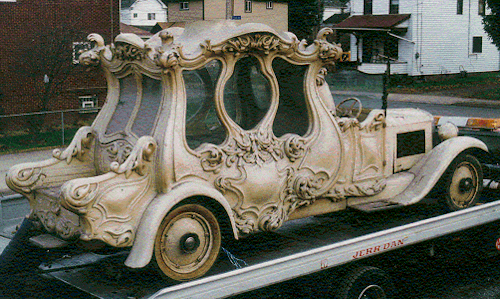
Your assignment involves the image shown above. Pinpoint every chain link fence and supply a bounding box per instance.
[0,108,98,153]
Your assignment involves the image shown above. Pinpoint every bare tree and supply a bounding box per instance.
[13,17,88,133]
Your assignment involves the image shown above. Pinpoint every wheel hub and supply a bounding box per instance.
[180,233,200,253]
[459,178,473,193]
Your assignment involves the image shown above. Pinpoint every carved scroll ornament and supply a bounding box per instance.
[52,126,94,164]
[60,136,157,247]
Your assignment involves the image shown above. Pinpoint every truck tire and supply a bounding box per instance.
[154,203,221,281]
[336,266,395,299]
[441,154,483,212]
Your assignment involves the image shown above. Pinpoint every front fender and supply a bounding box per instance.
[392,136,488,206]
[124,178,238,269]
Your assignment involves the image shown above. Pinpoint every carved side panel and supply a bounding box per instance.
[62,136,157,247]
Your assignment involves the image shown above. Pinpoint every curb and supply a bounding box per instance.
[388,94,500,108]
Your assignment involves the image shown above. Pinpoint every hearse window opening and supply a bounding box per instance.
[185,60,225,150]
[106,75,162,137]
[106,75,138,135]
[131,76,162,136]
[223,56,272,131]
[272,58,309,137]
[180,2,189,10]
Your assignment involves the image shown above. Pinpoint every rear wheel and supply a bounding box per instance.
[336,266,395,299]
[441,154,483,211]
[154,203,221,281]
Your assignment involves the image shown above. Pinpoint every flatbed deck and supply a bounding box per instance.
[37,194,500,299]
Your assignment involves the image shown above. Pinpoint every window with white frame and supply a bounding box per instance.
[266,1,273,9]
[245,0,252,13]
[180,2,189,10]
[72,42,92,64]
[148,13,156,20]
[79,95,98,113]
[133,13,138,18]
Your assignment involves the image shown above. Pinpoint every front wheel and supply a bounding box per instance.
[441,154,483,211]
[336,266,395,299]
[154,203,221,281]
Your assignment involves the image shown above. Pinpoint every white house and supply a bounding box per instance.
[334,0,500,76]
[323,0,350,21]
[121,0,168,27]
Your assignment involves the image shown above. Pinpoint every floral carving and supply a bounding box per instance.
[338,112,385,133]
[200,131,283,173]
[114,43,147,61]
[157,50,180,69]
[223,34,283,54]
[104,140,134,165]
[326,179,387,201]
[32,196,81,240]
[316,67,328,86]
[284,136,307,162]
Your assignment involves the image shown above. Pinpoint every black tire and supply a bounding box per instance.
[441,154,483,212]
[154,203,221,281]
[336,266,395,299]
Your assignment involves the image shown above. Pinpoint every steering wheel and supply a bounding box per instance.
[335,97,363,119]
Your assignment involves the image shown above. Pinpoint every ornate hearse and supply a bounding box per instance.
[6,22,487,281]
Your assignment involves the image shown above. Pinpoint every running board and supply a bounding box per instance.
[350,200,403,212]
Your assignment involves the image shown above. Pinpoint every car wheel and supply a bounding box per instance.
[154,203,221,281]
[336,266,395,299]
[442,154,483,211]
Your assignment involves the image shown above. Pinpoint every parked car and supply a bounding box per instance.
[6,21,488,281]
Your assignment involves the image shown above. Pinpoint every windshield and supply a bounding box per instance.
[326,66,384,110]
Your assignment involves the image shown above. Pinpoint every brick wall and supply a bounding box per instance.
[167,0,203,22]
[0,0,120,116]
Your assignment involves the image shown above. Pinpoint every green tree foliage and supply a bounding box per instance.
[484,0,500,50]
[288,0,324,41]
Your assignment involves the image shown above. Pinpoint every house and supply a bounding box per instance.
[121,0,168,28]
[323,0,349,21]
[334,0,500,76]
[165,0,288,32]
[0,0,120,120]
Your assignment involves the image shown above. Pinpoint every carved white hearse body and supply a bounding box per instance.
[6,22,488,281]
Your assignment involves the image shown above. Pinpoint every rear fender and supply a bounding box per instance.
[124,179,238,269]
[392,136,487,206]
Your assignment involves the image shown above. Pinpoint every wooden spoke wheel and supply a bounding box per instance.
[442,154,483,211]
[154,204,221,281]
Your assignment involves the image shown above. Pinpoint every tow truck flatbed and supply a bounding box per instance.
[40,195,500,299]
